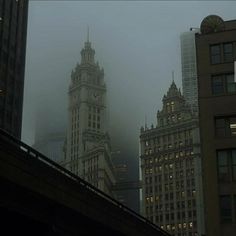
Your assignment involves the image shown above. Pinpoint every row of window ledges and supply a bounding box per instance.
[143,153,195,166]
[145,193,196,204]
[142,146,195,158]
[145,181,196,193]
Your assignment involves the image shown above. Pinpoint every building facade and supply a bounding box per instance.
[0,0,29,138]
[63,38,116,196]
[195,15,236,236]
[33,132,65,163]
[180,30,199,114]
[140,81,204,236]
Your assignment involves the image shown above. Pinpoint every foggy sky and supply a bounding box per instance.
[22,1,236,173]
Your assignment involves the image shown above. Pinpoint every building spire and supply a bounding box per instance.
[145,114,147,129]
[87,25,90,42]
[172,70,175,83]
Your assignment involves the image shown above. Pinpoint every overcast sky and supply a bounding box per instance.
[22,1,236,171]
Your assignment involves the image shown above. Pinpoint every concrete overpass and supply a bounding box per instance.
[0,129,170,236]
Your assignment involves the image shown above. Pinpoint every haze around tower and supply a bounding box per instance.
[22,1,236,184]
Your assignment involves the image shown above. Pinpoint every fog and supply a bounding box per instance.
[22,1,236,183]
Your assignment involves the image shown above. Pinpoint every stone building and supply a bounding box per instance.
[140,81,204,236]
[63,37,116,196]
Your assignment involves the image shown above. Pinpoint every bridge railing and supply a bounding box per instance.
[0,128,170,236]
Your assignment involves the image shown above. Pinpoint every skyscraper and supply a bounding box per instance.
[33,132,65,163]
[0,0,29,138]
[140,81,204,236]
[180,30,199,113]
[195,15,236,236]
[63,37,116,196]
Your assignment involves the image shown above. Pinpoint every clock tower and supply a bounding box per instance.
[64,36,115,196]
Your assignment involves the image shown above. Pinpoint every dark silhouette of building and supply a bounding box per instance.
[0,0,29,138]
[196,15,236,236]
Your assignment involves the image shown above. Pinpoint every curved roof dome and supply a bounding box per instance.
[200,15,225,34]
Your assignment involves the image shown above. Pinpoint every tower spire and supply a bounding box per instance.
[145,114,147,129]
[87,25,90,42]
[172,70,175,82]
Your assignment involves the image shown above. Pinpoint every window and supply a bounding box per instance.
[171,101,174,112]
[210,44,221,64]
[215,116,236,137]
[226,74,236,93]
[217,149,236,182]
[220,195,232,222]
[212,75,224,94]
[210,42,234,64]
[218,150,230,181]
[212,73,236,95]
[223,43,234,62]
[232,150,236,181]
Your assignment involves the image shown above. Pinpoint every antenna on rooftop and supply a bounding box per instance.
[87,25,90,42]
[172,70,175,82]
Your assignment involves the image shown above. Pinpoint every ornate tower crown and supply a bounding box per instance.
[80,30,95,65]
[163,80,182,101]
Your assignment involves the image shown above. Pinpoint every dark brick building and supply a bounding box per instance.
[196,15,236,236]
[0,0,29,138]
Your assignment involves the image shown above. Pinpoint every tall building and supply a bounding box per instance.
[63,37,116,196]
[180,30,199,113]
[0,0,29,138]
[33,132,65,163]
[140,81,204,236]
[195,15,236,236]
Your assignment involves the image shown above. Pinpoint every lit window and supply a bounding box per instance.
[171,101,175,112]
[215,116,236,137]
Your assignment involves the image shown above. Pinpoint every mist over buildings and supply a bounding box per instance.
[22,1,236,182]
